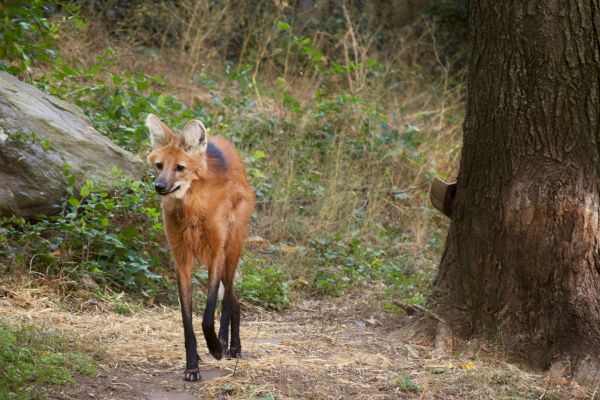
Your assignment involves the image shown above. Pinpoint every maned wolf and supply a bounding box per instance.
[146,114,255,381]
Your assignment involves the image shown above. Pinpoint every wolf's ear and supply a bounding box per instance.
[180,120,207,153]
[146,114,169,149]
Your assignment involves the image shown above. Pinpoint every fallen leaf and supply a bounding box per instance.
[571,382,588,399]
[458,362,477,370]
[404,344,420,359]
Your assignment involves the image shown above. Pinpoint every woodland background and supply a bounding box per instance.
[1,1,583,399]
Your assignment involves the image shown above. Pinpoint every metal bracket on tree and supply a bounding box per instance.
[430,178,457,217]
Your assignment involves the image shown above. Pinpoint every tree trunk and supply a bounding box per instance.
[434,0,600,382]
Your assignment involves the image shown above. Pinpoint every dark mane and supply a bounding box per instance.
[207,141,228,172]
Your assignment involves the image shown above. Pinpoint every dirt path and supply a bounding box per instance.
[0,287,580,399]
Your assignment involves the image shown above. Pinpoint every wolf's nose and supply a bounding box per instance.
[155,181,166,193]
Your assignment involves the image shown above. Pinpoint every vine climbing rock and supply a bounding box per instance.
[0,72,143,217]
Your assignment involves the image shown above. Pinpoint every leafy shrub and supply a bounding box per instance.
[39,54,199,153]
[0,0,81,75]
[237,256,291,311]
[311,237,386,285]
[312,268,347,297]
[310,236,432,302]
[0,167,172,300]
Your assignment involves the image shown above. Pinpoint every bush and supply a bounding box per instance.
[0,168,172,300]
[0,0,81,75]
[237,256,291,311]
[39,54,199,153]
[310,236,433,303]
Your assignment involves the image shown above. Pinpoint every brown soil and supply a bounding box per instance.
[0,286,586,399]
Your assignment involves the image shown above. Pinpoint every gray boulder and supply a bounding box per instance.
[0,71,143,217]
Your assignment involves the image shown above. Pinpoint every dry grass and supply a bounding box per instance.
[0,280,584,399]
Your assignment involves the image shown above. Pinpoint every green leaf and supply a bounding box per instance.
[68,197,80,207]
[80,185,90,197]
[157,94,165,108]
[7,65,22,75]
[298,37,311,46]
[276,21,290,31]
[136,79,149,92]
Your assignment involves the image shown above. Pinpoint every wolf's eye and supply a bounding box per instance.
[176,165,185,172]
[156,162,163,170]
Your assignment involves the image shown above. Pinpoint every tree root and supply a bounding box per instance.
[393,300,453,355]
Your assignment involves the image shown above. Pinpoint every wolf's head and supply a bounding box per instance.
[145,114,208,199]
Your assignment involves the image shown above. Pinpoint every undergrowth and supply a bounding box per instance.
[0,1,464,312]
[0,167,172,301]
[0,321,96,399]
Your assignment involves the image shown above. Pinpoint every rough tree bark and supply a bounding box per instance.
[434,1,600,381]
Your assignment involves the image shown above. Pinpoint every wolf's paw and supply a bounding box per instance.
[184,368,201,381]
[227,347,241,359]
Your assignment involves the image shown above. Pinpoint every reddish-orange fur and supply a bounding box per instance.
[151,135,254,280]
[146,115,255,381]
